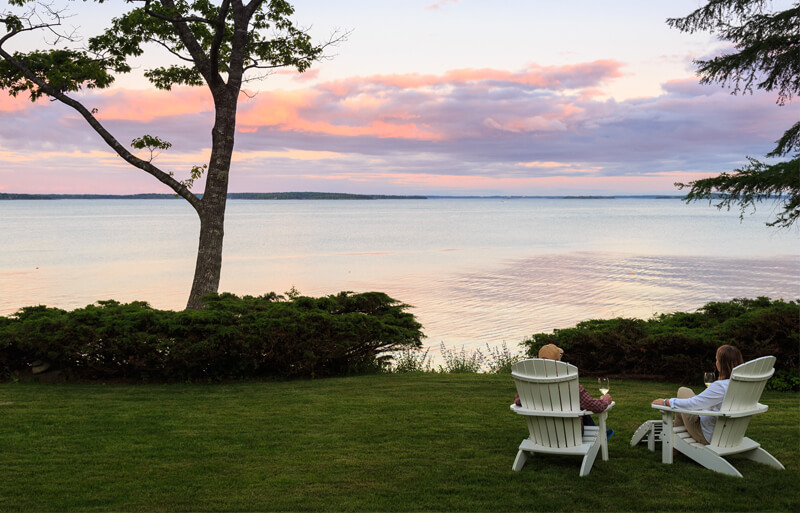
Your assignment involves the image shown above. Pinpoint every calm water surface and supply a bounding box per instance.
[1,198,798,356]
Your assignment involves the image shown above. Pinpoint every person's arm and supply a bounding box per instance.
[579,384,609,413]
[669,380,727,411]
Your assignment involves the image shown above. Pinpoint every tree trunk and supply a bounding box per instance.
[186,203,226,310]
[185,90,237,310]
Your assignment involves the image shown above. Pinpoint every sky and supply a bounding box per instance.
[0,0,796,196]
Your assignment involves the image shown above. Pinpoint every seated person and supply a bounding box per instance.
[651,344,743,444]
[514,344,613,438]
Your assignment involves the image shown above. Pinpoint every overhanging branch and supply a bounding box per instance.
[0,43,202,212]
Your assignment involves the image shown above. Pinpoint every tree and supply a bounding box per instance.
[0,0,341,308]
[669,0,800,228]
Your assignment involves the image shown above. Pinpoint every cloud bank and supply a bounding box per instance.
[0,60,795,195]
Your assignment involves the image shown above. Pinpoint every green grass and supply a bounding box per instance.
[0,374,797,512]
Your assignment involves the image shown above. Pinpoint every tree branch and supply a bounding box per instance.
[155,0,223,88]
[145,36,195,63]
[208,0,232,70]
[0,44,202,212]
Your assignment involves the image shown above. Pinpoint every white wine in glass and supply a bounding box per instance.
[704,372,715,387]
[598,377,610,395]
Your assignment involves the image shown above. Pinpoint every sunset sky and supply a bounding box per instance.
[0,0,796,196]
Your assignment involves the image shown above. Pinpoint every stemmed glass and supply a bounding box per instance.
[598,377,610,396]
[704,372,716,388]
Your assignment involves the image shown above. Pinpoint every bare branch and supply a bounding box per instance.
[146,36,195,62]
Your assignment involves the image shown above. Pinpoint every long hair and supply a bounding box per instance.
[716,344,744,380]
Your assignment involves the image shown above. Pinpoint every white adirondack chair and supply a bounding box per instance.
[510,358,613,476]
[649,355,785,478]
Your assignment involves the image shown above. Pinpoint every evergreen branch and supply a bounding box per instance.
[676,157,800,228]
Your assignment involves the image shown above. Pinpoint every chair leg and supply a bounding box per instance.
[598,412,609,461]
[674,438,743,478]
[741,447,785,470]
[579,439,602,477]
[512,449,528,472]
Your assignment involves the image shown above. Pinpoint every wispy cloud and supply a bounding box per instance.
[426,0,460,11]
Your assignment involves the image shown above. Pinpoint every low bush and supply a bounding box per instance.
[437,343,484,373]
[521,297,799,390]
[0,291,423,382]
[391,348,433,373]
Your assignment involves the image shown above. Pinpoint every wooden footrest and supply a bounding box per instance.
[630,420,663,451]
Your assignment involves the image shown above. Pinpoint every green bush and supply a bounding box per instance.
[520,297,799,390]
[0,291,423,382]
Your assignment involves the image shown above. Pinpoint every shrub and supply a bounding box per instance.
[0,291,423,382]
[484,342,523,374]
[520,297,799,390]
[390,348,433,373]
[438,343,484,373]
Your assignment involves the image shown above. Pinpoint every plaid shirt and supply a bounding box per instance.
[579,384,609,413]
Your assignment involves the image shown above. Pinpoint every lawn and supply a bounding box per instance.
[0,374,797,512]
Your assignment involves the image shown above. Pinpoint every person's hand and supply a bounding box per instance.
[652,398,664,405]
[602,393,612,403]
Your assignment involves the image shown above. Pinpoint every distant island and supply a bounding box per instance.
[0,192,686,200]
[0,192,428,200]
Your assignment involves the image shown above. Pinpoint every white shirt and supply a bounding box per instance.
[669,379,729,443]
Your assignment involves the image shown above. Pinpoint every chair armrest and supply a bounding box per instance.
[510,404,587,418]
[651,403,767,418]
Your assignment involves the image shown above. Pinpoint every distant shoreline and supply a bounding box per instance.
[0,192,684,200]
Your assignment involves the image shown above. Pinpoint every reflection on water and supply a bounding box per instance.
[373,252,799,357]
[1,199,798,358]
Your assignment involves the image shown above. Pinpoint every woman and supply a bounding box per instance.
[652,344,744,444]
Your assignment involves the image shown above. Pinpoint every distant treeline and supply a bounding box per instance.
[0,192,427,200]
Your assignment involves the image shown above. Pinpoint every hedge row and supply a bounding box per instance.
[0,291,423,382]
[521,297,799,391]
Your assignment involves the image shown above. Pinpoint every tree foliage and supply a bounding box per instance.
[669,0,800,228]
[0,1,341,308]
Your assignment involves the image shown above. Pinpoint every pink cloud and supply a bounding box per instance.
[317,61,623,96]
[426,0,460,10]
[0,94,30,112]
[87,88,214,122]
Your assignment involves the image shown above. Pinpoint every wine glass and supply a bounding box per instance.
[704,372,716,387]
[598,377,610,396]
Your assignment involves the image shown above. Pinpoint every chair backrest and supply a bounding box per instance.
[511,358,582,448]
[711,355,776,448]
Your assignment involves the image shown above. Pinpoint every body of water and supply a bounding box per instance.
[1,198,798,357]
